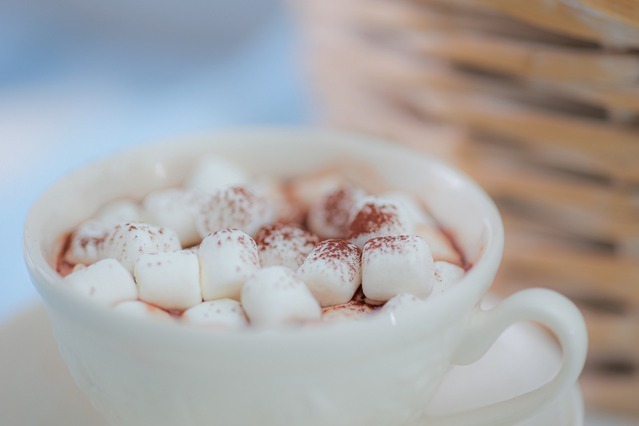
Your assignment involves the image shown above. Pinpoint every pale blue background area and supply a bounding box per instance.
[0,1,311,322]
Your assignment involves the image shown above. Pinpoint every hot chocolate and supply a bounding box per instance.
[25,130,586,426]
[57,155,468,328]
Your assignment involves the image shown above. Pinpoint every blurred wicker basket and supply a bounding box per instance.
[292,0,639,415]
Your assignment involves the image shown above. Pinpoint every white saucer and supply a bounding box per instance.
[0,300,582,426]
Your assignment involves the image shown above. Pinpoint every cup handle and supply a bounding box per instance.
[429,288,588,426]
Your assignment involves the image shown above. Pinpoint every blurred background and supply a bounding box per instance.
[1,0,638,424]
[0,0,310,318]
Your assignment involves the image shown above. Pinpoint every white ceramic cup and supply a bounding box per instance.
[24,128,588,426]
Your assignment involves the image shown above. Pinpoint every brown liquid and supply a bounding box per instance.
[440,227,471,271]
[56,232,75,277]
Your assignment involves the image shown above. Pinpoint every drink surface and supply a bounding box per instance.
[55,156,469,328]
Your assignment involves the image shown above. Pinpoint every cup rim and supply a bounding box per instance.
[23,127,504,349]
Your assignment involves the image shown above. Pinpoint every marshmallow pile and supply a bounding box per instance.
[59,155,467,329]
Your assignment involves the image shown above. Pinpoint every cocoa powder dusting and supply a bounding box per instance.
[80,234,106,250]
[314,239,360,261]
[363,235,412,252]
[322,287,382,312]
[255,223,319,248]
[53,170,471,326]
[254,223,282,247]
[323,188,351,232]
[348,203,397,238]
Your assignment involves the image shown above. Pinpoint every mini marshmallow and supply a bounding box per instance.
[72,263,87,273]
[64,220,109,265]
[184,245,200,255]
[134,250,202,311]
[62,258,137,306]
[96,199,143,226]
[186,155,248,194]
[64,200,144,266]
[250,176,305,225]
[255,223,319,270]
[287,171,343,211]
[432,261,465,296]
[380,192,435,227]
[382,293,426,314]
[181,299,248,329]
[199,229,260,301]
[363,297,386,306]
[241,266,321,327]
[307,184,366,239]
[362,235,435,301]
[102,222,181,272]
[348,197,414,248]
[321,301,374,323]
[297,240,362,307]
[415,223,462,265]
[143,188,203,247]
[196,186,274,238]
[113,300,175,323]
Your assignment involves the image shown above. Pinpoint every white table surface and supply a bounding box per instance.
[0,2,635,425]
